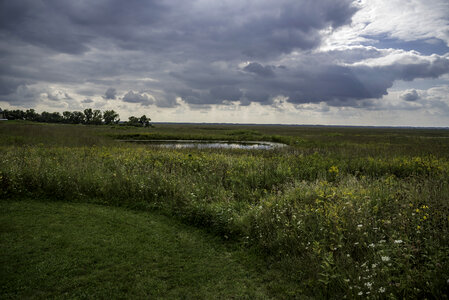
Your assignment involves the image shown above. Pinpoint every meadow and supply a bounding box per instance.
[1,121,449,298]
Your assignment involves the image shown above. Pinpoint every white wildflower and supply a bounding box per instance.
[379,287,386,293]
[381,256,390,262]
[372,263,377,268]
[357,224,363,228]
[368,243,375,248]
[358,291,363,296]
[394,240,403,244]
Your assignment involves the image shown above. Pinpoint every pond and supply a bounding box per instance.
[118,139,287,150]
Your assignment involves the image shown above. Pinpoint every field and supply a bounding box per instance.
[1,121,449,298]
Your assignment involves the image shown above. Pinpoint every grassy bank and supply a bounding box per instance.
[1,121,449,298]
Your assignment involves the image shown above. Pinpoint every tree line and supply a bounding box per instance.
[0,108,151,127]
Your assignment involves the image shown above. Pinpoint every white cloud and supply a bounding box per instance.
[324,0,449,49]
[349,48,447,67]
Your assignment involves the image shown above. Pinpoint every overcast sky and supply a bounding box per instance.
[1,0,449,126]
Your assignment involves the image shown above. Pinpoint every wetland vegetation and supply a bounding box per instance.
[1,121,449,298]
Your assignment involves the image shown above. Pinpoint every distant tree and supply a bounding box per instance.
[103,110,120,125]
[126,115,151,127]
[40,111,63,123]
[25,109,40,121]
[84,108,93,124]
[51,112,63,123]
[139,115,151,127]
[1,108,123,126]
[71,111,85,124]
[39,111,50,123]
[92,110,103,125]
[62,111,73,123]
[3,109,25,120]
[127,116,140,126]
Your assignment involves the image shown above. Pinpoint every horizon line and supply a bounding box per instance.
[152,122,449,129]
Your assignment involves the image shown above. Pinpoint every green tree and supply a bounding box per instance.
[62,111,73,123]
[84,108,93,124]
[139,115,151,127]
[92,110,103,125]
[128,116,140,126]
[40,111,63,123]
[71,111,85,124]
[103,110,120,125]
[3,109,25,120]
[25,109,40,121]
[127,115,151,127]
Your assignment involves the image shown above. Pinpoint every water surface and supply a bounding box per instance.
[119,139,286,150]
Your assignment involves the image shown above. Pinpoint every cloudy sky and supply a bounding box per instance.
[1,0,449,126]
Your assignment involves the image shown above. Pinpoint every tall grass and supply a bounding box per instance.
[1,122,448,298]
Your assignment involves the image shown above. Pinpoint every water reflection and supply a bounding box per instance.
[119,140,286,150]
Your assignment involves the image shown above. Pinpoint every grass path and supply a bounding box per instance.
[0,199,275,299]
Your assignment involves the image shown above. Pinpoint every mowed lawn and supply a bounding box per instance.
[0,199,272,299]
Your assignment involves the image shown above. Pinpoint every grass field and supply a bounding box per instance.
[1,121,449,298]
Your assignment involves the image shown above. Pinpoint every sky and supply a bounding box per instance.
[1,0,449,126]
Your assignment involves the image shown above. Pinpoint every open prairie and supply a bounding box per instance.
[1,121,449,298]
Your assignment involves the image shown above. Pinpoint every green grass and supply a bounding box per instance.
[1,199,273,299]
[1,121,449,298]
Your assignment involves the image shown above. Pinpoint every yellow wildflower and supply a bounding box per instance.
[328,165,339,174]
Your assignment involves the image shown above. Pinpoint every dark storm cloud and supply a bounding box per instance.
[292,55,449,105]
[0,0,356,58]
[0,0,167,54]
[243,90,271,105]
[243,63,275,77]
[122,91,153,106]
[0,77,29,96]
[2,85,43,106]
[400,90,420,101]
[348,56,449,99]
[172,51,449,107]
[1,0,448,112]
[210,86,243,102]
[0,0,358,106]
[180,53,449,107]
[103,88,117,100]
